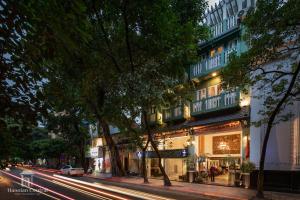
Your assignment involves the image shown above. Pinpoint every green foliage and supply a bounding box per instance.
[221,0,300,125]
[240,161,256,173]
[30,138,66,159]
[186,154,197,171]
[1,0,208,168]
[221,2,300,195]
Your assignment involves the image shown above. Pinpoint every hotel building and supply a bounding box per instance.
[145,0,253,185]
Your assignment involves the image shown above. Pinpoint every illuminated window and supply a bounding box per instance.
[150,106,156,114]
[210,49,215,57]
[196,88,206,100]
[208,84,222,97]
[217,46,223,53]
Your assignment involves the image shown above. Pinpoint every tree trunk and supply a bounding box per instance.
[101,146,106,173]
[142,138,150,183]
[74,123,87,172]
[256,61,300,198]
[142,110,171,186]
[86,93,124,176]
[100,119,125,176]
[80,138,87,173]
[149,136,172,186]
[56,156,61,169]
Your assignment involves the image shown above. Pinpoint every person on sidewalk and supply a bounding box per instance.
[210,165,215,182]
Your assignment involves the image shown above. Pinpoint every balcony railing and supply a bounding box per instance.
[199,15,239,46]
[191,89,240,116]
[190,48,237,79]
[148,112,162,125]
[163,105,185,122]
[211,15,238,39]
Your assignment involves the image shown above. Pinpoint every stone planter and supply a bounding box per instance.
[228,170,235,186]
[234,172,241,186]
[241,173,250,188]
[188,171,196,183]
[228,170,241,186]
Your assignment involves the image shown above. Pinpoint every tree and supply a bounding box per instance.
[0,0,44,160]
[101,0,208,185]
[6,0,208,179]
[30,138,66,166]
[221,0,300,198]
[44,78,91,171]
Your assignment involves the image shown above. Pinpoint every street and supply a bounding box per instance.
[0,167,211,200]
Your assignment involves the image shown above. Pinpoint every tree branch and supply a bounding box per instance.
[122,0,135,73]
[91,0,122,73]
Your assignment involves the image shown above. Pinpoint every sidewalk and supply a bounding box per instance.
[85,173,300,200]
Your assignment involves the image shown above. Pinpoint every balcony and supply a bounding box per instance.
[211,15,238,38]
[199,15,239,46]
[147,112,162,126]
[191,89,240,116]
[163,105,189,122]
[190,48,236,79]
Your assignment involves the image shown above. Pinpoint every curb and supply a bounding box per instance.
[84,175,248,200]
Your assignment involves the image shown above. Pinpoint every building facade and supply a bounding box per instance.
[144,0,254,185]
[87,123,140,175]
[88,0,300,190]
[249,58,300,191]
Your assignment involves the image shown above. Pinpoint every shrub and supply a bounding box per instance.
[240,161,256,173]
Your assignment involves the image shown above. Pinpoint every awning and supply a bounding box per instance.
[156,106,249,133]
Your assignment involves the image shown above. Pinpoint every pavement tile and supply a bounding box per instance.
[85,174,300,200]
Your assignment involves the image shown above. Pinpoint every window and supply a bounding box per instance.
[208,84,222,97]
[210,49,215,57]
[150,106,156,114]
[242,0,247,9]
[228,39,237,50]
[217,46,223,53]
[196,88,206,101]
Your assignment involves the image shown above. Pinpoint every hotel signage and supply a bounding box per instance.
[90,147,103,158]
[139,149,188,158]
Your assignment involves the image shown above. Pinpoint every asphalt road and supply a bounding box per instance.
[0,167,216,200]
[0,168,135,200]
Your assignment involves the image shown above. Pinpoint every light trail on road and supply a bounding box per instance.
[52,180,111,200]
[54,174,175,200]
[0,170,75,200]
[12,180,60,200]
[18,167,176,200]
[35,175,112,200]
[30,170,129,200]
[92,182,175,200]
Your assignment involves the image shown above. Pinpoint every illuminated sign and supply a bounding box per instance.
[90,147,100,158]
[140,149,188,158]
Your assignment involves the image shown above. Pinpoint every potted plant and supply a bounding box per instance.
[240,161,256,188]
[186,154,197,182]
[194,174,203,183]
[226,156,237,186]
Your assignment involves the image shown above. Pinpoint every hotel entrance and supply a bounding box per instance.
[196,126,247,185]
